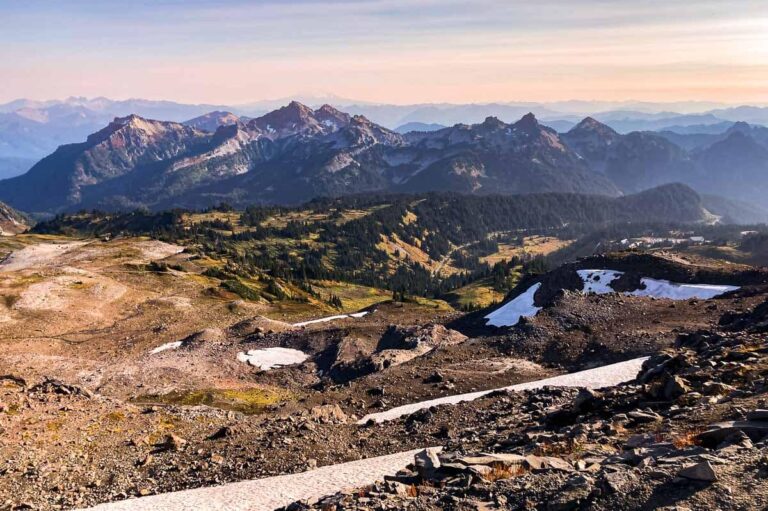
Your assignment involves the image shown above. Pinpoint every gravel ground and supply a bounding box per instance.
[75,359,644,511]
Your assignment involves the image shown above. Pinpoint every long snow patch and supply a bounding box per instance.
[83,447,437,511]
[237,347,309,370]
[484,283,541,327]
[150,341,183,355]
[359,357,648,424]
[628,278,739,300]
[293,311,368,327]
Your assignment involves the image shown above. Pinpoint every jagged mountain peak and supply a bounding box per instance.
[84,114,202,147]
[283,100,315,118]
[183,111,241,132]
[254,101,313,124]
[728,121,752,133]
[315,104,345,116]
[314,104,352,128]
[330,113,405,148]
[570,116,619,136]
[481,116,506,129]
[350,114,375,126]
[513,112,540,131]
[704,129,767,156]
[247,101,348,138]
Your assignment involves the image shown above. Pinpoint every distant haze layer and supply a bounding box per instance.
[1,1,767,104]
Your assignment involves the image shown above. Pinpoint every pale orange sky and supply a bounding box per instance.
[1,0,767,105]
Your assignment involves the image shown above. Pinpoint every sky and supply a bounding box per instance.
[1,0,767,105]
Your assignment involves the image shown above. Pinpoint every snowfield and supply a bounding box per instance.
[237,347,309,370]
[628,278,739,300]
[293,311,369,327]
[486,269,739,327]
[82,448,436,511]
[359,357,648,424]
[149,341,183,355]
[577,269,738,300]
[578,269,623,294]
[484,282,541,327]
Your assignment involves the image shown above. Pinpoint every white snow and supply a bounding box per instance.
[149,341,183,355]
[359,357,648,424]
[628,278,739,300]
[293,311,369,327]
[237,347,308,370]
[484,283,541,327]
[82,447,437,511]
[577,269,623,294]
[576,269,738,300]
[485,269,739,327]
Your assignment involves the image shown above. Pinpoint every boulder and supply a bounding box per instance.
[309,404,348,424]
[678,461,717,482]
[663,375,690,400]
[414,448,441,480]
[746,409,768,421]
[696,421,768,445]
[525,455,573,472]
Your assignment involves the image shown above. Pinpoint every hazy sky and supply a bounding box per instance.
[1,0,767,105]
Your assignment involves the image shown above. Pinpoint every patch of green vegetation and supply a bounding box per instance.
[311,280,392,312]
[133,387,289,414]
[2,294,20,308]
[3,402,20,415]
[7,273,46,288]
[221,279,263,301]
[146,261,184,273]
[443,278,505,311]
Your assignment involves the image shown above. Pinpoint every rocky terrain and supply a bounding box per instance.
[0,233,766,510]
[0,202,26,235]
[282,300,768,510]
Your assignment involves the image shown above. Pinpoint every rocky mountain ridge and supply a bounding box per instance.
[1,103,768,214]
[0,104,620,214]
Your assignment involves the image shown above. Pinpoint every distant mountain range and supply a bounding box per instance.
[0,103,619,214]
[0,97,226,178]
[2,96,768,181]
[394,122,446,134]
[561,118,768,208]
[1,100,768,219]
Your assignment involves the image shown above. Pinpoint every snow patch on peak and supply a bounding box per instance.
[484,283,541,327]
[629,278,739,300]
[577,269,623,294]
[485,269,739,328]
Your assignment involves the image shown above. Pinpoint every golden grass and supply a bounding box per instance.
[311,280,393,311]
[484,463,528,482]
[444,279,505,309]
[133,387,290,414]
[481,236,573,265]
